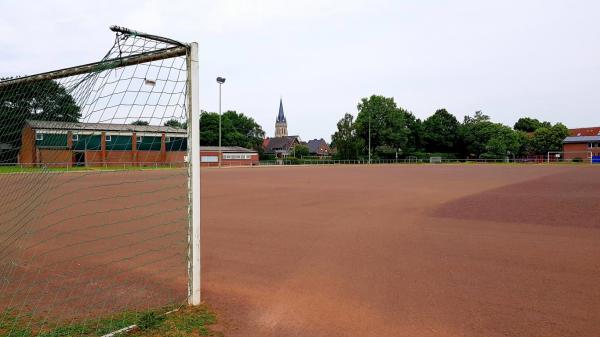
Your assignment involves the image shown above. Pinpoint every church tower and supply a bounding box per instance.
[275,98,288,137]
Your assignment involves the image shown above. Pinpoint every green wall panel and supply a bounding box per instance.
[36,134,67,148]
[166,138,187,151]
[106,135,132,151]
[73,135,101,151]
[137,136,162,151]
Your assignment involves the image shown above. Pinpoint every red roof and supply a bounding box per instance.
[569,127,600,137]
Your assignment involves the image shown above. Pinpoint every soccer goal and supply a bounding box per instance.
[0,26,201,335]
[547,151,593,163]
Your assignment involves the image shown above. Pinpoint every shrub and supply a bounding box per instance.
[283,157,300,165]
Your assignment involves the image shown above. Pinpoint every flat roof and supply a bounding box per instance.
[564,136,600,143]
[200,146,257,153]
[26,120,187,134]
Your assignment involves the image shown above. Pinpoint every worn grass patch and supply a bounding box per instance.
[127,306,220,337]
[0,305,218,337]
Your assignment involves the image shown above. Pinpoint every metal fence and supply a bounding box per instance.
[257,157,598,166]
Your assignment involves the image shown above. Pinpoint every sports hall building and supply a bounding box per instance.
[563,127,600,163]
[19,120,258,167]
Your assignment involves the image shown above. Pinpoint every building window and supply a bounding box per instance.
[35,133,43,141]
[201,156,219,163]
[72,134,79,141]
[223,153,252,160]
[105,135,112,142]
[136,136,142,143]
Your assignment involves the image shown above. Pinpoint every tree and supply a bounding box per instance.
[331,113,363,160]
[0,79,81,162]
[515,130,531,157]
[221,110,265,151]
[403,112,423,155]
[422,109,460,153]
[293,144,310,158]
[199,111,219,145]
[130,120,149,126]
[482,124,521,158]
[199,110,265,151]
[164,119,186,129]
[353,95,412,159]
[463,110,490,124]
[528,123,569,155]
[460,111,522,158]
[513,117,551,133]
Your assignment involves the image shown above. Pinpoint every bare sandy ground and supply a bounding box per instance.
[1,165,600,336]
[201,165,600,337]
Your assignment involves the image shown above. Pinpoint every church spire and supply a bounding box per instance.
[275,98,288,137]
[276,98,286,123]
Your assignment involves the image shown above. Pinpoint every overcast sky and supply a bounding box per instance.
[1,0,599,141]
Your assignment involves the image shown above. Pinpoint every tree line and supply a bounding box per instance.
[332,95,569,160]
[161,111,265,155]
[0,79,569,163]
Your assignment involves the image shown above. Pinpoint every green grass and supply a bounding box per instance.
[127,306,220,337]
[0,306,218,337]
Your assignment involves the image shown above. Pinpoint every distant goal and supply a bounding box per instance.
[547,151,594,163]
[429,156,443,164]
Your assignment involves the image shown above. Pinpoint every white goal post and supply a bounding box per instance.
[187,42,202,306]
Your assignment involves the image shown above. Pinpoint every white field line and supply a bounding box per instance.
[100,324,137,337]
[100,308,180,337]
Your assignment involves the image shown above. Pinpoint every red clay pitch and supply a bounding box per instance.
[1,165,600,337]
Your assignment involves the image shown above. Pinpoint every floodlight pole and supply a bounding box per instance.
[219,82,222,168]
[216,77,226,168]
[188,42,201,306]
[368,111,371,164]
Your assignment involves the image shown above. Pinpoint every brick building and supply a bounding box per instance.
[198,146,259,167]
[562,126,600,162]
[19,120,258,167]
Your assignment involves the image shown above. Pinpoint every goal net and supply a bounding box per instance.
[0,26,200,336]
[429,156,442,164]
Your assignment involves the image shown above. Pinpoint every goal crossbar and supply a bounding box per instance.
[109,25,187,47]
[0,46,188,88]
